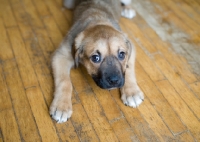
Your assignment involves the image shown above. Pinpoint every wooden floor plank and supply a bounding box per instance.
[123,74,175,142]
[0,64,12,112]
[138,99,173,141]
[9,0,35,40]
[0,64,21,142]
[2,59,41,142]
[0,110,21,142]
[10,0,55,107]
[54,0,73,23]
[155,80,200,141]
[26,87,60,142]
[43,15,63,48]
[7,27,38,88]
[44,0,70,35]
[70,68,91,94]
[154,54,200,119]
[151,0,196,36]
[135,62,187,135]
[132,0,200,83]
[32,0,51,18]
[175,131,196,142]
[54,120,80,142]
[24,38,54,105]
[150,0,200,68]
[55,0,63,7]
[63,9,73,26]
[34,28,55,61]
[162,0,200,31]
[78,90,119,142]
[6,27,38,89]
[71,103,99,142]
[51,92,80,141]
[110,118,140,142]
[146,0,200,54]
[21,39,59,141]
[21,0,44,29]
[0,0,17,27]
[111,89,160,142]
[0,18,13,61]
[120,20,158,54]
[174,0,200,25]
[190,82,200,99]
[132,13,198,84]
[11,0,54,106]
[184,0,200,15]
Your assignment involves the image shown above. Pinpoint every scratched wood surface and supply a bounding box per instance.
[0,0,200,141]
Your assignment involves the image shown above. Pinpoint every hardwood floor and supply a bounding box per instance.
[0,0,200,141]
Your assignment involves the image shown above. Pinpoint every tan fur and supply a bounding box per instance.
[75,25,129,75]
[50,0,143,123]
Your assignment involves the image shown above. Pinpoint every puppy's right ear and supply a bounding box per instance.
[74,32,85,67]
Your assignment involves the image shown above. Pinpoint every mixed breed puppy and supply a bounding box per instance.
[50,0,144,123]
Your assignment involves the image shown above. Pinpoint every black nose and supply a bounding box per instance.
[106,75,120,85]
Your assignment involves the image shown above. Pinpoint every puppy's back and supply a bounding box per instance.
[73,0,121,22]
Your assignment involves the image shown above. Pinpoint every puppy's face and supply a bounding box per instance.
[75,25,132,89]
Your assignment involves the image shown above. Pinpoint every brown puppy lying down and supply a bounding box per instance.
[50,0,144,123]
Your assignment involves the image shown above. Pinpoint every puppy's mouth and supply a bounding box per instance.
[92,74,125,89]
[90,55,125,89]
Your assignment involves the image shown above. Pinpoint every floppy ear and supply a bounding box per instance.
[125,38,133,61]
[74,32,85,67]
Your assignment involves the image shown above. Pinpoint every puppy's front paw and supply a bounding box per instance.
[121,90,144,108]
[121,7,136,19]
[50,100,72,123]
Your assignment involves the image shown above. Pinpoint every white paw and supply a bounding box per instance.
[63,0,75,9]
[50,103,72,123]
[121,91,144,108]
[121,8,136,19]
[121,0,132,5]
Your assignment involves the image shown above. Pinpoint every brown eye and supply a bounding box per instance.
[91,53,101,63]
[118,51,125,60]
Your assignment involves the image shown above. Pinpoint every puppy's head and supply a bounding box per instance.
[75,25,132,89]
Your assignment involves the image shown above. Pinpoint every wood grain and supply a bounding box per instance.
[0,0,199,141]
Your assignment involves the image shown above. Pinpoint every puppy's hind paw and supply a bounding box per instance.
[121,7,136,19]
[50,105,72,123]
[121,91,144,108]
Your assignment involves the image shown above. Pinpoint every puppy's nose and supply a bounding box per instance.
[107,75,120,85]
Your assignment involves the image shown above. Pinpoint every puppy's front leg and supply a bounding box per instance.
[121,45,144,108]
[50,42,74,123]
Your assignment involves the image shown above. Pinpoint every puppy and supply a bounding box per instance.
[50,0,144,123]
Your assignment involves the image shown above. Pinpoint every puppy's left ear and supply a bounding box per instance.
[74,32,85,67]
[125,38,134,60]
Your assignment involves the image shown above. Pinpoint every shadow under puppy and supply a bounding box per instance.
[50,0,144,123]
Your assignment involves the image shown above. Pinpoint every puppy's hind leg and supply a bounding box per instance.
[63,0,75,9]
[120,0,136,19]
[50,42,74,123]
[121,0,132,5]
[63,0,81,9]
